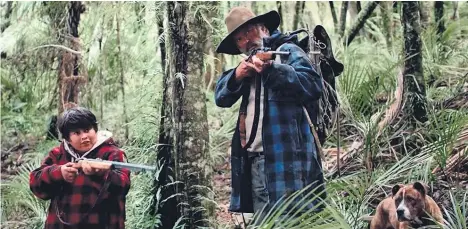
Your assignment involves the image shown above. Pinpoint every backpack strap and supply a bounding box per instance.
[302,106,325,162]
[243,71,262,150]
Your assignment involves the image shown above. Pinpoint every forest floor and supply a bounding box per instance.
[2,89,467,228]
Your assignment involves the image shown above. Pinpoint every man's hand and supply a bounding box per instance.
[81,160,109,176]
[235,59,256,82]
[254,51,274,61]
[61,162,79,183]
[246,55,273,73]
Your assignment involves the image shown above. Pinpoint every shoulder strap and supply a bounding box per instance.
[243,74,262,150]
[302,106,325,162]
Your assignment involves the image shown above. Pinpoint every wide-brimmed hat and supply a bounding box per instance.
[216,7,281,55]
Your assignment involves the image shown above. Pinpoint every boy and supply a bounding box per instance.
[30,107,130,229]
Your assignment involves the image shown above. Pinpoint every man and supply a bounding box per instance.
[30,107,131,229]
[215,7,326,217]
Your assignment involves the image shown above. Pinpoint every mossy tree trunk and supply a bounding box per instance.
[181,2,213,226]
[154,2,212,228]
[153,2,178,228]
[402,1,427,123]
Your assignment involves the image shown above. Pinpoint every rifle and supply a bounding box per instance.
[242,47,290,62]
[77,158,157,172]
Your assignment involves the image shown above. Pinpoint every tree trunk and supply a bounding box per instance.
[98,14,105,122]
[434,1,445,38]
[348,2,365,38]
[157,15,166,76]
[356,1,362,13]
[1,1,13,33]
[329,1,339,33]
[402,1,427,123]
[59,1,86,115]
[451,1,459,20]
[392,1,399,13]
[348,2,359,21]
[381,1,393,48]
[116,6,129,140]
[182,2,213,226]
[45,2,68,140]
[134,2,145,31]
[419,1,431,29]
[153,2,179,228]
[344,1,379,46]
[209,53,225,91]
[292,1,302,31]
[299,1,306,28]
[155,2,212,228]
[276,1,284,32]
[203,1,221,91]
[169,0,189,222]
[339,1,349,38]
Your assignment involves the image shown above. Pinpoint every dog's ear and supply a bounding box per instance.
[392,184,404,196]
[413,182,427,196]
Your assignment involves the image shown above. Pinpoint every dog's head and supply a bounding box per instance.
[392,182,427,222]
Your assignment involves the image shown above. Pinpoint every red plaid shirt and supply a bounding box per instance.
[29,138,131,229]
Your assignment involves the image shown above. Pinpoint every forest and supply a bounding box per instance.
[1,1,467,229]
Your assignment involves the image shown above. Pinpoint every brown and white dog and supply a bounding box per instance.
[370,182,443,229]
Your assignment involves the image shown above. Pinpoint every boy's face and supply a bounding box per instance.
[68,127,98,153]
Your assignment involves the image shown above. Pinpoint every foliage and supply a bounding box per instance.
[1,1,467,229]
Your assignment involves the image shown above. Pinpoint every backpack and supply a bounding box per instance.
[287,25,344,146]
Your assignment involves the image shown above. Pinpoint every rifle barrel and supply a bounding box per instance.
[111,161,157,172]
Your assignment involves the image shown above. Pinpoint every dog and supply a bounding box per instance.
[370,182,443,229]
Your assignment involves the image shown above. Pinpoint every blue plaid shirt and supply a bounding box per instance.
[215,42,326,213]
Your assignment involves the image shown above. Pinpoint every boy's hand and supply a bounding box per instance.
[81,160,109,176]
[61,162,79,183]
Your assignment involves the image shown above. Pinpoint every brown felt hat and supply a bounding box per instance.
[216,7,281,55]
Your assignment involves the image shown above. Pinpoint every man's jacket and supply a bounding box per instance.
[30,131,130,229]
[215,31,326,213]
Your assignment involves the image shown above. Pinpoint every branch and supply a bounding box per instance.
[338,1,349,38]
[344,1,379,46]
[329,2,338,32]
[29,44,83,55]
[377,68,404,136]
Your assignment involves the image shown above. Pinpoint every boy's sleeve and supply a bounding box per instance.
[105,149,131,196]
[29,148,65,200]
